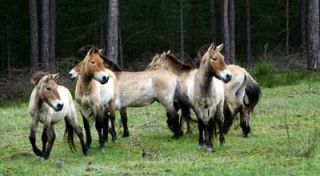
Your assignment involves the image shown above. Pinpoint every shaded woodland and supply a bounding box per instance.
[0,0,319,74]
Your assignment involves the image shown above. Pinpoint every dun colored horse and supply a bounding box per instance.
[28,72,87,160]
[73,49,118,151]
[148,43,231,152]
[192,43,231,152]
[70,46,182,139]
[146,48,260,137]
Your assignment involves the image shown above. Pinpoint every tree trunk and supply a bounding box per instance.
[285,0,289,55]
[307,0,320,70]
[222,0,231,63]
[180,0,184,57]
[29,0,39,70]
[41,0,50,70]
[228,0,235,63]
[209,0,217,42]
[49,0,56,69]
[300,0,306,51]
[246,0,252,66]
[107,0,119,64]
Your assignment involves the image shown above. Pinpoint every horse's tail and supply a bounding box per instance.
[64,119,76,152]
[244,71,261,112]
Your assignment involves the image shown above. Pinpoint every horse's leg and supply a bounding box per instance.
[29,119,42,156]
[109,110,117,142]
[165,106,181,139]
[216,103,226,145]
[206,118,215,152]
[197,119,204,148]
[42,125,56,160]
[103,111,109,142]
[65,106,88,155]
[182,105,192,134]
[240,106,251,137]
[95,106,105,151]
[223,96,241,134]
[120,108,129,137]
[80,109,92,148]
[41,126,48,155]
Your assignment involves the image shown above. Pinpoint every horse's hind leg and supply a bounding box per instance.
[66,116,88,155]
[240,106,251,137]
[166,107,181,139]
[120,108,129,137]
[182,106,192,134]
[29,119,42,156]
[42,125,56,160]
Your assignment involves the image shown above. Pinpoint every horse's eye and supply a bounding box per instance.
[46,87,51,91]
[212,58,217,61]
[91,61,95,64]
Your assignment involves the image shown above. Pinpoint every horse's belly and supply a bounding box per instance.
[120,91,156,107]
[119,79,155,107]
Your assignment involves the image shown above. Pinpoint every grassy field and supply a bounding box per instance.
[1,72,320,175]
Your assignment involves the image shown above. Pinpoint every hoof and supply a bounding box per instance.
[186,130,193,135]
[99,146,106,153]
[197,144,205,149]
[206,147,214,153]
[38,156,46,162]
[122,132,129,138]
[242,133,249,138]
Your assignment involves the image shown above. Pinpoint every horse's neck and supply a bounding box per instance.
[195,61,214,94]
[78,75,95,94]
[29,87,45,114]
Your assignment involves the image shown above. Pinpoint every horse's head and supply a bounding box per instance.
[69,61,83,81]
[202,43,232,83]
[82,48,109,84]
[145,53,161,71]
[31,72,63,111]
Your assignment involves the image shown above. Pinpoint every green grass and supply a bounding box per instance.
[1,74,320,175]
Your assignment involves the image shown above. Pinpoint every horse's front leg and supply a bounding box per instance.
[29,119,42,156]
[120,108,129,137]
[42,125,56,160]
[41,126,48,156]
[108,109,117,142]
[197,119,204,148]
[95,106,105,152]
[80,108,92,148]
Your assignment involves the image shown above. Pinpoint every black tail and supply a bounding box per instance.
[65,119,76,152]
[244,72,261,112]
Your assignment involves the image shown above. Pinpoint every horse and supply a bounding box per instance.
[196,43,261,137]
[146,49,260,137]
[192,43,231,152]
[69,46,182,139]
[28,72,87,160]
[73,49,119,151]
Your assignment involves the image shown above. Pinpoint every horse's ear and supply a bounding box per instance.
[167,50,171,54]
[30,71,47,86]
[49,73,60,80]
[216,44,224,52]
[207,43,215,52]
[98,49,104,55]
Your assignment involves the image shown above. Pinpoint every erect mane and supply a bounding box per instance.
[78,45,122,72]
[164,54,193,71]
